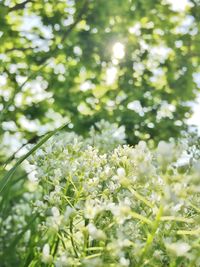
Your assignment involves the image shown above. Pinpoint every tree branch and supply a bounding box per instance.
[9,0,33,12]
[61,0,89,42]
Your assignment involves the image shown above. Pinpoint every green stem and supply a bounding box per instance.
[70,219,79,258]
[138,205,163,266]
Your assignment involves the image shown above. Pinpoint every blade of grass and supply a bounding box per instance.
[129,187,154,209]
[160,216,194,224]
[130,211,152,225]
[138,205,163,265]
[0,121,69,194]
[177,228,200,235]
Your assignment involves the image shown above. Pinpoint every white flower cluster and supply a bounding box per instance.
[1,122,200,266]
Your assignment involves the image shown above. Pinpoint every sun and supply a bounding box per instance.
[113,42,125,59]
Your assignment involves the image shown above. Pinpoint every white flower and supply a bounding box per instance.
[51,206,60,218]
[120,257,130,266]
[165,242,191,257]
[42,244,53,264]
[117,167,126,177]
[55,254,68,267]
[87,223,106,240]
[46,207,62,231]
[64,206,76,222]
[156,141,181,166]
[110,203,131,224]
[84,200,102,219]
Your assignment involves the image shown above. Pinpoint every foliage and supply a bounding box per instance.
[1,121,200,266]
[0,0,200,151]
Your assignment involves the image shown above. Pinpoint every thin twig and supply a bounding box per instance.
[9,0,33,12]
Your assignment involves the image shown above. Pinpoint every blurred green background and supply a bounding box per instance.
[0,0,200,164]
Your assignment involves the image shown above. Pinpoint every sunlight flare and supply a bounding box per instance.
[113,42,125,59]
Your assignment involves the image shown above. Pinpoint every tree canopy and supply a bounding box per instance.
[0,0,200,151]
